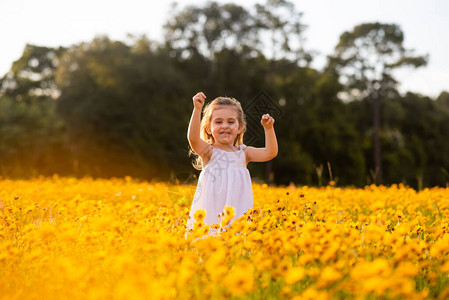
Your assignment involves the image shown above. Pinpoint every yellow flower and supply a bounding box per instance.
[284,267,305,285]
[1,177,448,299]
[224,205,235,217]
[220,215,233,227]
[396,261,419,277]
[223,263,254,297]
[301,288,330,300]
[155,255,173,275]
[361,276,390,295]
[205,248,228,282]
[35,222,55,241]
[440,261,449,273]
[317,266,343,288]
[351,258,391,279]
[193,209,206,222]
[54,257,87,281]
[219,206,235,227]
[275,260,291,277]
[298,253,314,265]
[177,257,195,287]
[370,200,385,210]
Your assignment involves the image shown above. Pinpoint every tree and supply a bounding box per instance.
[254,0,311,65]
[0,96,66,177]
[0,45,67,177]
[0,44,65,101]
[163,0,311,65]
[164,2,257,60]
[399,92,449,187]
[436,91,449,111]
[163,1,261,93]
[253,0,311,184]
[55,36,191,178]
[327,22,428,184]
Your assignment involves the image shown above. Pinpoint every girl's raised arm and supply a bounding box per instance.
[245,114,278,163]
[187,92,212,159]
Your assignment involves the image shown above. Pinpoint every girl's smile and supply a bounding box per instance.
[208,107,242,146]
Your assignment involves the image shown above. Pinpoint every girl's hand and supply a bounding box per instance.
[261,114,275,128]
[192,92,206,109]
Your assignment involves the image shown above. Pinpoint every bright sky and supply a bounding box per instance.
[1,0,448,98]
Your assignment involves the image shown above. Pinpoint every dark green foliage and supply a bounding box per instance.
[55,36,191,179]
[0,2,448,188]
[0,45,68,177]
[327,22,429,185]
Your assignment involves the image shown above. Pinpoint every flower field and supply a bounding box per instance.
[1,177,448,299]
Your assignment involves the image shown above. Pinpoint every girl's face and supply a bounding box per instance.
[208,106,242,146]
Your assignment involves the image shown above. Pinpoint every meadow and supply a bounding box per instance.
[1,177,448,299]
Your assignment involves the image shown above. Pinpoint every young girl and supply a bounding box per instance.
[186,92,278,235]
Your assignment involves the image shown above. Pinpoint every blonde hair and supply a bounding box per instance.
[190,96,247,170]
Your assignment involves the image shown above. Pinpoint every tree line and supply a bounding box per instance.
[1,1,448,188]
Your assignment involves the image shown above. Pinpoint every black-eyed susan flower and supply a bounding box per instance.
[193,209,206,222]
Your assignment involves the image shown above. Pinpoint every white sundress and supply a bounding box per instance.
[186,144,253,233]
